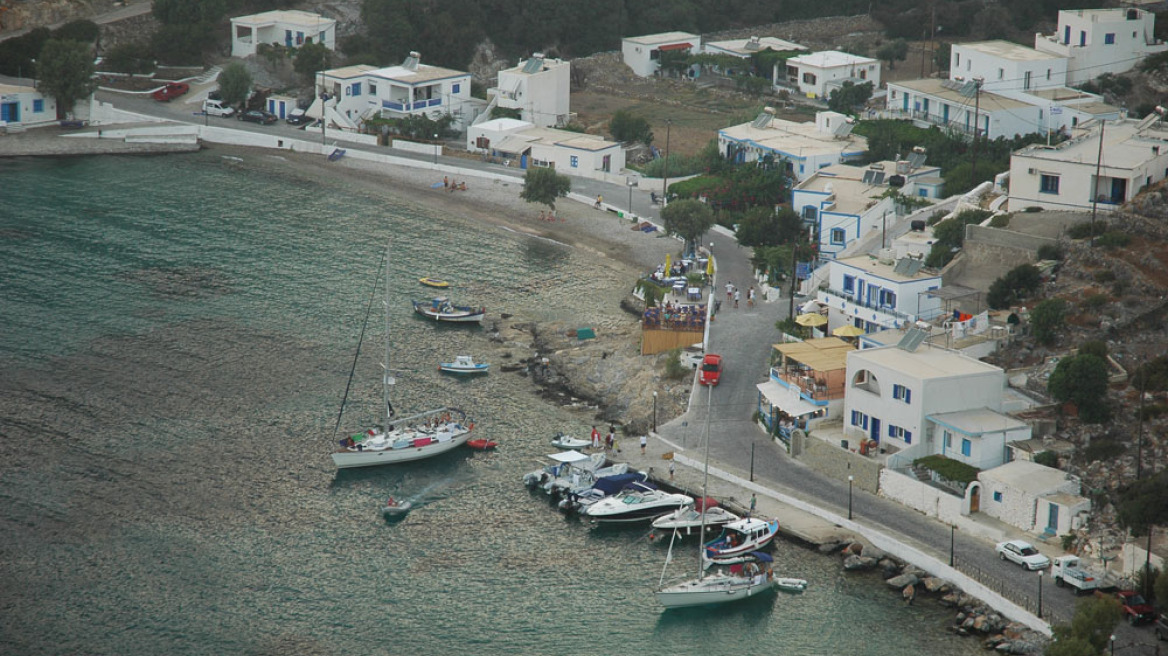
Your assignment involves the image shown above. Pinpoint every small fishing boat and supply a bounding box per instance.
[382,496,412,517]
[467,438,498,450]
[704,517,781,564]
[776,577,809,592]
[413,297,485,323]
[439,355,489,374]
[419,277,451,288]
[550,432,591,450]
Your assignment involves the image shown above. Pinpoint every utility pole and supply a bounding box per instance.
[1136,374,1146,480]
[662,119,672,206]
[970,78,982,188]
[1090,119,1106,246]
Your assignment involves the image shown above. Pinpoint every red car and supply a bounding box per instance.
[152,82,190,102]
[699,354,723,386]
[1116,590,1156,625]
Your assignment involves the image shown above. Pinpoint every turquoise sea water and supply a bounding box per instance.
[0,151,983,655]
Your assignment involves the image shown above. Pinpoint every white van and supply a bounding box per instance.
[202,98,235,118]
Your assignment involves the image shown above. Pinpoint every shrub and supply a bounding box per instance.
[1139,403,1168,421]
[664,349,689,380]
[1068,222,1107,239]
[1081,294,1110,310]
[1079,340,1109,359]
[1030,298,1067,346]
[1036,243,1063,260]
[927,210,947,226]
[1095,231,1131,249]
[1034,450,1059,468]
[1049,353,1112,423]
[1082,436,1124,461]
[1111,279,1129,296]
[913,455,979,485]
[609,110,653,145]
[1093,270,1116,283]
[1132,356,1168,392]
[1024,206,1044,212]
[989,213,1011,228]
[987,264,1042,309]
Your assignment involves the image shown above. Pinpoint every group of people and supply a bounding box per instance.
[442,176,468,192]
[590,425,619,453]
[723,282,756,310]
[642,304,706,331]
[536,209,561,222]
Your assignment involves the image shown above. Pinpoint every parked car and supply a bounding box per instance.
[1113,590,1155,625]
[995,540,1050,570]
[1155,613,1167,640]
[202,98,235,118]
[238,109,277,125]
[286,107,311,126]
[699,354,723,386]
[152,82,189,102]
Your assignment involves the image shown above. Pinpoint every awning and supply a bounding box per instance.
[548,450,591,463]
[492,136,533,154]
[756,381,819,417]
[658,43,693,52]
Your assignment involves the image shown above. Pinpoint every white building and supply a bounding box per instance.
[818,255,944,335]
[0,82,57,128]
[928,408,1030,470]
[313,54,475,131]
[844,341,1008,452]
[230,10,336,58]
[886,78,1041,139]
[975,460,1090,536]
[718,110,867,181]
[467,118,625,181]
[491,54,571,128]
[1008,116,1168,212]
[704,36,805,71]
[621,32,701,78]
[1034,8,1168,85]
[792,159,943,260]
[951,40,1067,94]
[781,50,880,99]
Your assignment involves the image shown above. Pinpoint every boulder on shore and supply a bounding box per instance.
[843,554,879,571]
[886,573,919,588]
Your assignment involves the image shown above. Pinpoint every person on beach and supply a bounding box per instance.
[640,434,647,455]
[734,289,740,309]
[591,425,600,449]
[605,431,613,452]
[538,210,545,222]
[443,176,449,189]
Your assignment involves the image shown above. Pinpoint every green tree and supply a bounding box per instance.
[52,20,99,44]
[1115,470,1168,537]
[1156,568,1168,608]
[1030,298,1066,347]
[152,0,226,25]
[150,22,215,65]
[735,206,802,248]
[294,42,332,81]
[987,264,1041,309]
[1046,595,1122,656]
[520,166,571,210]
[827,81,873,114]
[37,39,96,118]
[658,49,693,77]
[103,41,154,74]
[1048,353,1111,423]
[934,42,952,73]
[661,199,715,254]
[217,62,253,108]
[609,110,653,145]
[875,39,908,70]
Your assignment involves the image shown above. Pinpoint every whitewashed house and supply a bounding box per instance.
[230,10,336,58]
[718,110,867,181]
[781,50,880,99]
[885,79,1041,139]
[975,460,1090,536]
[843,341,1009,452]
[491,54,571,128]
[704,36,805,76]
[0,82,57,128]
[817,255,944,334]
[952,40,1067,94]
[929,408,1031,470]
[1008,115,1168,212]
[758,337,854,441]
[792,158,943,260]
[1034,8,1168,85]
[621,32,701,77]
[466,118,624,181]
[313,54,475,131]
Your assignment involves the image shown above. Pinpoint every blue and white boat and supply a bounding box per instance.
[413,297,485,323]
[439,355,489,374]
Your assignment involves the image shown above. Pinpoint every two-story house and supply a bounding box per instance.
[491,53,571,128]
[621,32,701,77]
[719,109,867,181]
[757,337,854,441]
[817,255,944,334]
[781,50,881,99]
[230,10,336,58]
[1034,8,1168,85]
[1008,115,1168,211]
[314,53,475,131]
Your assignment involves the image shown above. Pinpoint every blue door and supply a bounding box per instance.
[285,30,293,47]
[870,417,881,443]
[903,94,909,111]
[942,104,949,123]
[1,102,18,123]
[1047,503,1059,532]
[1064,25,1070,44]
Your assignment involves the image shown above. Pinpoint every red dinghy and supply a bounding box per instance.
[467,438,498,451]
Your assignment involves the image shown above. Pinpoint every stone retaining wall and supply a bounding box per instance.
[791,431,882,494]
[963,225,1057,271]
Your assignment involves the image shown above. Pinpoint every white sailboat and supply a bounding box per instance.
[331,247,475,469]
[656,385,777,608]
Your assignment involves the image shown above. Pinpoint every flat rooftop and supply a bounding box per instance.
[1015,118,1168,169]
[849,342,1000,379]
[928,408,1028,435]
[835,254,941,283]
[720,117,868,160]
[892,78,1034,111]
[367,63,468,84]
[789,50,877,69]
[956,40,1062,62]
[624,32,700,46]
[232,10,335,26]
[979,459,1073,494]
[705,37,805,56]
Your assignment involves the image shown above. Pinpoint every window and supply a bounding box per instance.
[892,384,911,403]
[351,83,362,96]
[570,155,579,168]
[879,289,897,308]
[320,30,327,44]
[33,99,43,113]
[850,411,868,429]
[859,69,867,80]
[1080,31,1086,47]
[954,53,960,67]
[888,425,912,443]
[922,98,929,113]
[993,491,1003,502]
[1046,68,1051,80]
[1023,71,1031,90]
[368,82,377,95]
[961,438,972,457]
[802,72,817,85]
[831,228,846,245]
[843,274,855,293]
[1040,174,1060,194]
[944,431,952,449]
[1105,33,1115,45]
[296,31,304,45]
[997,68,1004,80]
[904,430,912,444]
[452,83,461,94]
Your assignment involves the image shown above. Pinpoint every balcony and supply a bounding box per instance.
[768,368,844,402]
[819,286,913,324]
[381,97,443,113]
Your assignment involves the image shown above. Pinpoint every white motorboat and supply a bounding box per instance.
[523,450,605,494]
[382,497,412,518]
[704,517,780,563]
[583,483,691,524]
[331,247,475,469]
[413,296,485,323]
[439,355,489,374]
[550,432,591,450]
[651,498,740,536]
[656,385,777,609]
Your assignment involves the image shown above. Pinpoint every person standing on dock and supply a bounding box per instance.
[669,460,675,481]
[749,493,756,518]
[640,434,647,455]
[591,425,601,449]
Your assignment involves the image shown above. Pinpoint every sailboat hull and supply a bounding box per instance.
[333,431,471,468]
[656,575,778,608]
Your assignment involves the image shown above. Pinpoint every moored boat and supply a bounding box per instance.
[776,577,809,592]
[439,355,489,374]
[583,483,691,524]
[703,517,780,563]
[419,277,451,288]
[413,297,485,323]
[550,432,591,450]
[382,496,413,517]
[651,497,740,536]
[467,438,498,450]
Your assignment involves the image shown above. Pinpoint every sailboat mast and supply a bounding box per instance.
[697,382,714,580]
[383,244,392,434]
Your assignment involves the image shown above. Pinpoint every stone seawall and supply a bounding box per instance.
[0,129,200,157]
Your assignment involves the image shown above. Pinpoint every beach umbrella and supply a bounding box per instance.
[664,253,672,274]
[795,313,828,327]
[833,325,866,337]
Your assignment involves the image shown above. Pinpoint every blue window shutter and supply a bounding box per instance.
[888,424,895,438]
[904,389,911,403]
[905,430,912,444]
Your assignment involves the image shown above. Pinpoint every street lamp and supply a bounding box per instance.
[1109,634,1115,656]
[950,525,956,566]
[847,475,854,520]
[433,133,439,165]
[1036,569,1043,619]
[627,177,636,220]
[652,391,658,433]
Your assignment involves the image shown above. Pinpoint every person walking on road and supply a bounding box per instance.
[669,460,675,480]
[747,286,755,309]
[749,493,757,518]
[725,282,734,302]
[733,289,740,309]
[591,425,601,449]
[640,434,647,455]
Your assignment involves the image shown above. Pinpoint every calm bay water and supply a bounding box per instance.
[0,151,982,655]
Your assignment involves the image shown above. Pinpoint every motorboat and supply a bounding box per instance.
[419,277,451,288]
[439,355,489,374]
[558,472,649,514]
[382,497,412,518]
[523,450,605,493]
[547,461,629,500]
[331,247,475,469]
[413,296,485,323]
[704,517,780,564]
[551,432,591,450]
[651,497,740,536]
[467,438,498,450]
[583,483,692,524]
